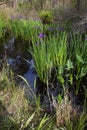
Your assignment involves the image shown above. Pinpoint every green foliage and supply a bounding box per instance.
[0,69,51,130]
[68,34,87,94]
[36,114,49,130]
[66,113,87,130]
[30,38,52,83]
[9,19,43,41]
[48,32,67,88]
[18,0,30,13]
[0,17,7,38]
[30,30,87,95]
[30,31,68,86]
[0,70,30,129]
[22,112,35,129]
[0,9,87,129]
[50,32,67,67]
[39,10,54,24]
[0,115,19,130]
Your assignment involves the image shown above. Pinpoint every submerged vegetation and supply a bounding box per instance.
[0,0,87,129]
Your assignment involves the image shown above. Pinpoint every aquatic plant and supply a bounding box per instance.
[49,31,67,67]
[39,10,54,24]
[66,113,87,130]
[9,19,43,41]
[0,18,7,38]
[0,67,54,130]
[48,31,67,89]
[69,33,87,94]
[30,38,52,84]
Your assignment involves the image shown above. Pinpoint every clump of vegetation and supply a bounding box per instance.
[0,69,54,130]
[0,0,87,129]
[39,10,54,24]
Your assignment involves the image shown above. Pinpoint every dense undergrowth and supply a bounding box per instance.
[0,5,87,130]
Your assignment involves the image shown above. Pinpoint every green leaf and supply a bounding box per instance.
[37,114,49,130]
[57,94,62,104]
[79,67,87,78]
[69,74,73,85]
[23,112,35,129]
[58,66,63,75]
[76,54,84,63]
[17,75,35,98]
[66,59,73,70]
[58,75,64,84]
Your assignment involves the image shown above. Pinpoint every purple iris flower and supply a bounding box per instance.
[18,14,24,19]
[33,18,39,21]
[59,27,65,31]
[48,27,54,31]
[11,15,15,20]
[38,33,44,38]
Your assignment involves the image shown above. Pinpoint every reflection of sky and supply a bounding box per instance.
[23,59,37,93]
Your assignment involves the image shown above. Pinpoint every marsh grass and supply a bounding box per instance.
[53,91,87,130]
[0,7,87,129]
[49,31,67,67]
[48,32,67,90]
[30,31,68,84]
[9,19,43,41]
[66,113,87,130]
[30,30,87,113]
[0,15,7,38]
[39,10,54,24]
[68,33,87,94]
[30,38,52,84]
[0,67,57,130]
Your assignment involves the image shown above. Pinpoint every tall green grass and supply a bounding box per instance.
[68,33,87,94]
[9,19,43,41]
[49,32,67,89]
[0,12,87,129]
[30,30,87,95]
[0,17,7,38]
[30,38,52,84]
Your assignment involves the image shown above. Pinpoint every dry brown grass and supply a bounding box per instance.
[54,92,81,127]
[0,6,17,20]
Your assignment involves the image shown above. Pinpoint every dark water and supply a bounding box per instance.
[23,60,37,92]
[1,36,44,88]
[0,37,83,112]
